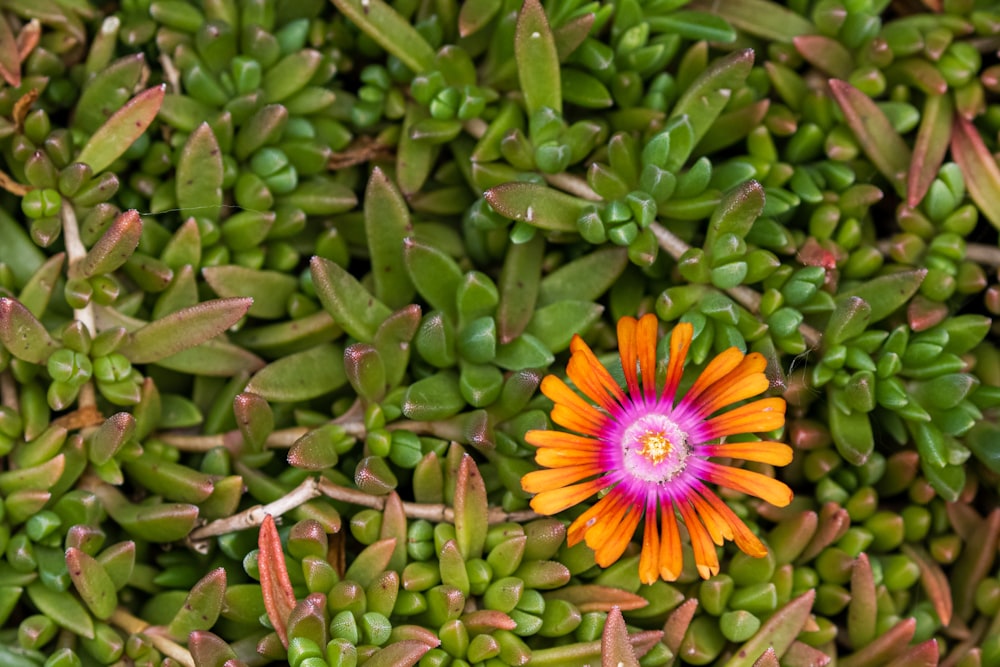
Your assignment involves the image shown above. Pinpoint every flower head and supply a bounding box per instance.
[522,314,793,583]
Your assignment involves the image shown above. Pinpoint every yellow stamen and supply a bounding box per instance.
[638,431,672,465]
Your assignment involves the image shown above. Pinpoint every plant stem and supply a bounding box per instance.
[60,201,98,409]
[189,477,322,540]
[318,478,541,524]
[109,607,195,667]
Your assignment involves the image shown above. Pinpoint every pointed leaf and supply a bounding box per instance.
[258,515,296,647]
[901,544,952,627]
[846,269,926,324]
[330,0,434,74]
[951,115,1000,230]
[670,49,754,167]
[515,0,561,116]
[366,167,415,308]
[497,233,544,343]
[544,585,649,612]
[688,0,814,41]
[77,85,165,175]
[77,209,142,279]
[0,12,21,86]
[344,538,397,588]
[364,640,434,667]
[0,297,57,363]
[65,547,117,620]
[246,343,347,402]
[722,590,815,667]
[847,553,877,650]
[907,94,952,208]
[155,339,265,376]
[176,123,223,219]
[118,297,252,363]
[454,455,488,560]
[484,182,589,232]
[26,581,94,640]
[829,79,911,197]
[167,567,227,641]
[203,265,298,319]
[310,256,392,343]
[602,606,640,667]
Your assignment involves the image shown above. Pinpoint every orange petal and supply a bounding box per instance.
[580,491,631,547]
[637,313,659,399]
[617,316,640,397]
[568,356,618,413]
[682,347,744,407]
[659,502,683,581]
[684,354,770,418]
[529,478,610,515]
[677,499,720,580]
[525,430,603,451]
[592,503,642,567]
[569,336,627,407]
[661,322,693,405]
[639,500,661,585]
[699,462,794,507]
[521,464,603,494]
[694,483,767,558]
[536,447,602,467]
[567,487,628,545]
[699,441,794,466]
[700,397,786,439]
[541,376,607,430]
[688,491,730,546]
[551,405,606,437]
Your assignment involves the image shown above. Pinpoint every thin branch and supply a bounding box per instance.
[318,478,542,524]
[109,608,194,667]
[60,202,98,409]
[189,477,322,541]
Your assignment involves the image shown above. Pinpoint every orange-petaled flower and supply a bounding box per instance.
[522,314,793,584]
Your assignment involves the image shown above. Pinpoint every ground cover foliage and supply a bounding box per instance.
[0,0,998,665]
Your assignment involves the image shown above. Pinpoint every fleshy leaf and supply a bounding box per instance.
[602,606,640,667]
[907,94,953,208]
[670,49,754,168]
[118,297,253,363]
[311,256,392,342]
[828,79,911,197]
[76,209,142,279]
[76,85,165,175]
[951,115,1000,230]
[202,265,298,320]
[176,123,224,220]
[484,182,588,232]
[330,0,435,74]
[258,515,296,647]
[515,0,561,116]
[245,343,347,402]
[0,297,58,363]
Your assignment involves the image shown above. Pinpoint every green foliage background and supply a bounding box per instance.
[0,0,997,665]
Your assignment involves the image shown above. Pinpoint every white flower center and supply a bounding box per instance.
[622,413,690,483]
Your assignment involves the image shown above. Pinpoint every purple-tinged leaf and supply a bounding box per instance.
[602,607,640,667]
[0,297,57,363]
[907,94,953,208]
[829,79,911,197]
[258,515,296,647]
[118,297,252,363]
[76,85,165,175]
[951,115,1000,230]
[794,35,853,79]
[76,209,142,279]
